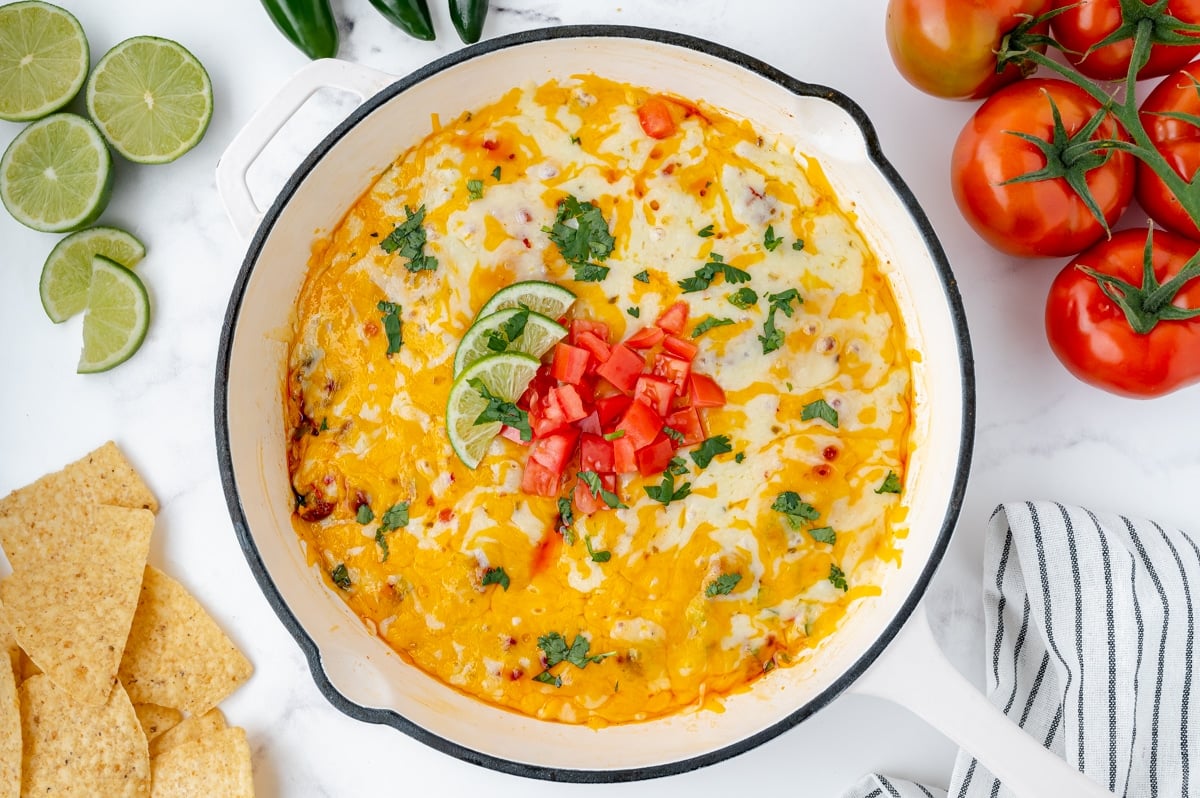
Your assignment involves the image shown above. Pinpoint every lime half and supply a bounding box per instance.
[0,112,112,232]
[0,1,89,122]
[78,255,150,373]
[475,280,576,320]
[446,352,541,468]
[85,36,213,164]
[41,226,146,323]
[453,308,566,376]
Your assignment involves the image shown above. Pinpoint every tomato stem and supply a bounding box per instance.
[1078,228,1200,334]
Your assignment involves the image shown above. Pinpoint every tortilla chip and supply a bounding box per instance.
[20,675,149,797]
[134,703,183,744]
[0,637,17,798]
[0,441,157,525]
[17,650,40,683]
[119,566,252,715]
[0,505,153,705]
[150,725,254,798]
[0,614,17,681]
[148,707,225,758]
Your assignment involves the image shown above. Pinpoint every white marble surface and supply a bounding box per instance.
[3,0,1199,795]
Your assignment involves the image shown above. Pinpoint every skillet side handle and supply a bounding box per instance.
[215,59,395,241]
[850,603,1115,798]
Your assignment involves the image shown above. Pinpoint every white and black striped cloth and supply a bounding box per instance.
[846,501,1200,798]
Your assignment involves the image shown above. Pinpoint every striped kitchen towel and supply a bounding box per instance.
[846,500,1200,798]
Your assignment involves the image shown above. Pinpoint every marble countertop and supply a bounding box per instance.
[4,0,1199,795]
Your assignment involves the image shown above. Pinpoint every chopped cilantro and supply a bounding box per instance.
[734,452,745,464]
[662,426,685,444]
[543,195,615,283]
[572,262,611,281]
[706,572,742,597]
[330,563,351,590]
[627,306,640,318]
[467,179,484,200]
[692,316,734,338]
[792,239,806,251]
[570,134,581,145]
[728,286,758,309]
[801,398,839,428]
[535,631,613,687]
[375,528,390,562]
[809,526,837,545]
[875,470,902,495]
[379,502,410,532]
[644,470,692,506]
[556,497,577,545]
[486,309,530,353]
[534,670,562,687]
[698,224,715,238]
[763,225,783,252]
[377,300,403,355]
[829,564,849,591]
[482,566,510,591]
[319,417,328,432]
[578,470,626,509]
[633,269,650,283]
[690,435,732,469]
[491,165,502,180]
[469,378,532,441]
[771,491,820,529]
[355,504,374,525]
[678,252,752,293]
[380,204,438,272]
[758,288,803,354]
[585,537,611,563]
[666,456,689,476]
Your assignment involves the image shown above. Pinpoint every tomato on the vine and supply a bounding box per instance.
[1137,61,1200,239]
[1046,228,1200,397]
[951,79,1136,258]
[885,0,1051,100]
[1050,0,1200,81]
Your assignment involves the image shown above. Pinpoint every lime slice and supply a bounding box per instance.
[453,308,567,376]
[0,2,89,122]
[78,255,150,374]
[85,36,213,164]
[475,280,576,320]
[40,226,146,323]
[446,352,541,468]
[0,112,112,232]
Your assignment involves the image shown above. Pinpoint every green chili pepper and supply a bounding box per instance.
[449,0,488,44]
[368,0,436,41]
[259,0,339,60]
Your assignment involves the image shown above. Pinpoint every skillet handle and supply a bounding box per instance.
[215,59,395,241]
[849,603,1115,798]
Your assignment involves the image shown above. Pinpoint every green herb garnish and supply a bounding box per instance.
[469,378,532,441]
[377,300,403,355]
[808,526,837,545]
[801,398,839,428]
[380,204,438,272]
[585,537,612,563]
[467,179,484,200]
[482,566,510,591]
[666,456,689,476]
[557,497,577,545]
[330,564,351,590]
[644,470,691,506]
[627,306,640,318]
[771,491,820,529]
[484,307,529,353]
[734,452,745,464]
[578,470,626,509]
[875,470,902,495]
[535,631,613,687]
[356,504,374,525]
[759,288,802,354]
[690,435,732,469]
[491,165,501,180]
[792,239,805,251]
[829,564,848,591]
[633,269,650,283]
[662,426,685,444]
[698,224,715,238]
[678,252,752,293]
[543,195,615,282]
[379,502,409,532]
[728,286,758,309]
[763,225,783,252]
[603,429,626,441]
[375,528,390,562]
[706,572,742,597]
[692,316,734,338]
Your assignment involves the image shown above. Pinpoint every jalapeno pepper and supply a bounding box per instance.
[449,0,488,44]
[368,0,436,41]
[258,0,339,60]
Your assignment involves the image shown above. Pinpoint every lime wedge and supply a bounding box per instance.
[0,1,89,122]
[78,255,150,374]
[446,352,541,468]
[453,308,566,376]
[40,226,146,323]
[475,280,576,320]
[85,36,213,164]
[0,112,112,232]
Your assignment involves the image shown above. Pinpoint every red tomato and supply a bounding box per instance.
[595,394,631,427]
[886,0,1051,100]
[1137,62,1200,239]
[687,373,727,408]
[655,302,689,335]
[665,407,706,447]
[1045,228,1200,397]
[615,400,663,450]
[661,334,699,361]
[635,435,676,477]
[595,344,644,394]
[624,325,666,349]
[951,79,1135,257]
[1050,0,1200,81]
[633,374,675,416]
[612,436,638,474]
[570,318,609,344]
[651,353,691,393]
[551,343,590,384]
[573,471,617,515]
[637,97,677,139]
[580,433,616,474]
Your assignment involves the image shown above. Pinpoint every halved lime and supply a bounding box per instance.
[78,255,150,373]
[453,308,567,376]
[0,112,112,232]
[474,280,576,320]
[446,352,541,468]
[85,36,213,164]
[40,226,146,323]
[0,1,89,122]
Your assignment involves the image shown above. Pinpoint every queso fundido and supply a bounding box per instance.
[284,75,913,725]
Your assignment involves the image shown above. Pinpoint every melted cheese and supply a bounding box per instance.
[285,75,912,726]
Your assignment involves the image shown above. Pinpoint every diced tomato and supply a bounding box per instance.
[688,372,727,408]
[665,407,706,446]
[595,344,644,395]
[522,460,561,497]
[616,399,663,450]
[624,325,666,349]
[529,430,578,472]
[655,301,689,335]
[529,392,569,438]
[612,435,638,474]
[551,343,590,384]
[637,97,677,139]
[575,331,612,364]
[552,384,588,423]
[652,353,692,393]
[596,394,632,427]
[636,434,676,476]
[580,433,615,474]
[498,425,530,445]
[519,367,556,410]
[573,471,617,515]
[570,319,610,345]
[634,374,675,416]
[577,411,602,436]
[662,334,699,361]
[575,373,598,404]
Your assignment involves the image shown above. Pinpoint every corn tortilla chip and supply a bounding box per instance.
[0,615,17,681]
[0,639,17,798]
[119,566,252,715]
[16,651,39,683]
[149,707,225,758]
[150,725,254,798]
[135,703,183,744]
[0,505,153,706]
[20,675,149,797]
[0,441,157,525]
